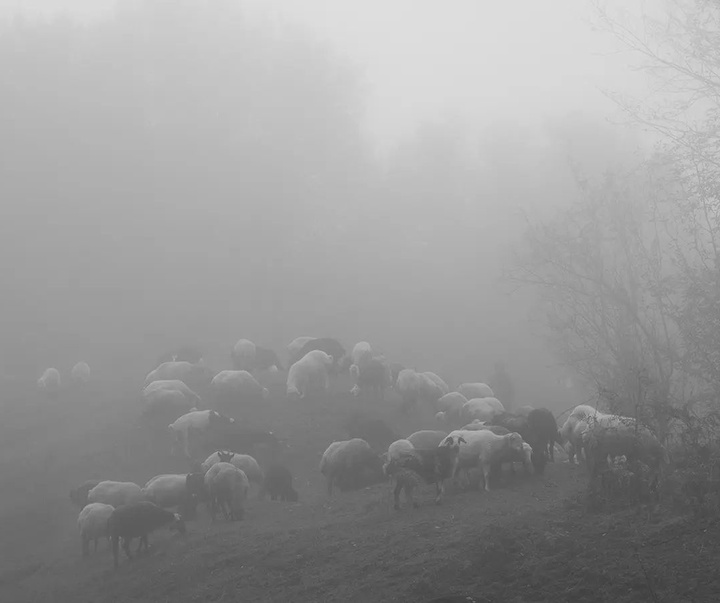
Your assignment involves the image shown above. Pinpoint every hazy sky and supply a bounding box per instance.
[1,0,646,151]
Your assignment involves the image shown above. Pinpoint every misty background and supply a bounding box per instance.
[0,0,655,407]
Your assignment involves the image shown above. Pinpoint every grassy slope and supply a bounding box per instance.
[1,374,718,602]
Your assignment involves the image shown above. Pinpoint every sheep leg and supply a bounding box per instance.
[406,485,418,509]
[434,480,444,505]
[482,464,491,492]
[81,536,89,558]
[393,481,403,510]
[123,537,133,560]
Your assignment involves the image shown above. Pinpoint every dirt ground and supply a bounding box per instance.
[1,374,718,603]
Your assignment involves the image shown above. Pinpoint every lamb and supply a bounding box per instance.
[87,481,143,507]
[383,435,466,508]
[168,409,235,458]
[286,350,334,399]
[407,430,449,449]
[37,368,61,396]
[70,480,100,508]
[201,450,264,487]
[77,502,114,556]
[448,429,525,491]
[107,501,185,568]
[70,361,91,385]
[319,438,385,497]
[203,462,250,521]
[261,464,299,502]
[457,382,494,399]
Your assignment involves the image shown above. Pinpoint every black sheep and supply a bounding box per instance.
[107,501,185,568]
[262,464,299,502]
[527,407,559,462]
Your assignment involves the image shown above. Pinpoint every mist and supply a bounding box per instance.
[0,0,658,406]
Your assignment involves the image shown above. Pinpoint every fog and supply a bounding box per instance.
[0,0,658,406]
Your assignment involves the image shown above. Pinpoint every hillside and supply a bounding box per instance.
[1,376,718,602]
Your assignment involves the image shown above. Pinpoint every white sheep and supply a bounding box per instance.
[143,380,201,418]
[436,392,468,426]
[87,481,144,507]
[457,382,494,399]
[144,361,213,389]
[461,397,504,424]
[77,502,114,556]
[286,350,334,399]
[231,339,256,372]
[447,429,525,491]
[70,362,91,385]
[422,372,449,396]
[168,409,236,458]
[201,451,264,487]
[204,462,249,521]
[350,341,374,366]
[286,336,316,366]
[211,370,269,403]
[558,404,602,464]
[319,438,384,497]
[37,368,61,396]
[385,439,415,465]
[406,430,449,449]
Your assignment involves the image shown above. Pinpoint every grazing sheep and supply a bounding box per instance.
[286,350,334,399]
[142,380,201,421]
[37,368,61,396]
[145,361,214,391]
[142,474,205,517]
[107,501,185,568]
[207,428,286,464]
[70,362,91,385]
[168,409,235,458]
[292,337,347,373]
[70,480,100,508]
[351,357,394,401]
[461,398,502,424]
[201,450,264,487]
[255,346,284,372]
[385,439,415,464]
[395,369,423,412]
[448,429,525,491]
[527,408,559,462]
[383,435,466,508]
[77,502,114,556]
[457,382,494,399]
[350,341,374,366]
[422,372,450,396]
[319,438,384,497]
[407,430,449,449]
[87,481,143,507]
[558,404,602,464]
[261,464,299,502]
[231,339,256,372]
[286,336,316,366]
[211,370,269,406]
[204,462,250,521]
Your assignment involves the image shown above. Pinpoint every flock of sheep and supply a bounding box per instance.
[37,336,671,570]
